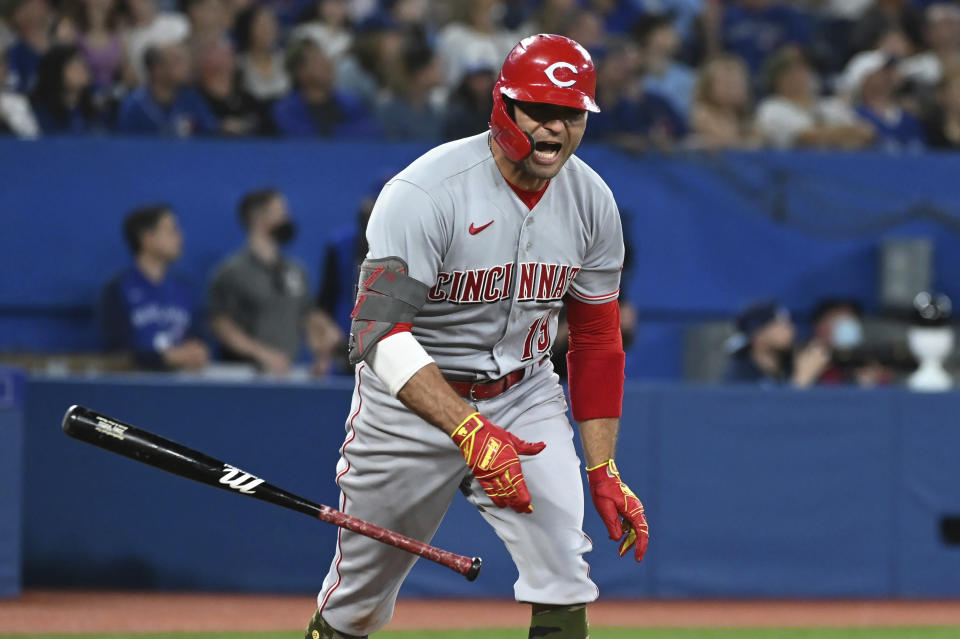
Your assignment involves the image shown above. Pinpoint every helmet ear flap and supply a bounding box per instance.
[489,89,533,162]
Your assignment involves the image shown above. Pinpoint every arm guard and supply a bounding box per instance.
[348,256,429,365]
[566,297,625,421]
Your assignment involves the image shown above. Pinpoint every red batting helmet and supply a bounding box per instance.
[489,34,600,163]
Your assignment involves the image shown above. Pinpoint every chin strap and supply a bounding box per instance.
[490,93,535,162]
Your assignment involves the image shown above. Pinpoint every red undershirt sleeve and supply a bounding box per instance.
[383,322,412,338]
[565,297,625,421]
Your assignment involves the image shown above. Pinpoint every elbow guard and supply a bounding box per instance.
[348,256,429,365]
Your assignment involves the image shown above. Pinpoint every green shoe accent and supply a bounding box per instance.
[529,604,589,639]
[304,609,367,639]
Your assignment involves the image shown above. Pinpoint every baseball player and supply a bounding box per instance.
[306,34,649,639]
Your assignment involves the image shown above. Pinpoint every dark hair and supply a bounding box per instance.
[736,300,789,337]
[811,298,863,326]
[29,44,96,125]
[237,188,280,229]
[763,45,808,94]
[402,40,434,76]
[123,205,172,255]
[631,12,675,47]
[234,4,273,54]
[66,0,123,33]
[143,44,166,76]
[180,0,211,13]
[285,37,319,79]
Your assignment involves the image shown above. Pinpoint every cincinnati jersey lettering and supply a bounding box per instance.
[427,262,581,304]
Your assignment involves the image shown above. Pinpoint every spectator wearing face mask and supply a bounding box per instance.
[810,299,893,387]
[723,300,830,388]
[207,188,341,376]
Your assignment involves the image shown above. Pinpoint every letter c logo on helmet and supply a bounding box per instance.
[544,61,578,88]
[489,34,600,163]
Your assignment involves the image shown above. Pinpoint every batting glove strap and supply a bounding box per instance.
[587,460,650,562]
[451,412,545,514]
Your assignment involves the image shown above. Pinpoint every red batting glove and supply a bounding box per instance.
[587,460,649,562]
[451,412,546,514]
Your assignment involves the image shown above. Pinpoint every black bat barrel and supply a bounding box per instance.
[61,405,322,518]
[62,404,482,580]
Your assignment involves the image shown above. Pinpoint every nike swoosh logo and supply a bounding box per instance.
[469,220,494,235]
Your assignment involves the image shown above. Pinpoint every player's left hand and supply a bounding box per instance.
[587,460,649,562]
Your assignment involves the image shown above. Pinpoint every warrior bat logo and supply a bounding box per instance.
[219,464,265,494]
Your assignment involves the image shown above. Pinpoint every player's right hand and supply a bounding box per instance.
[451,412,545,514]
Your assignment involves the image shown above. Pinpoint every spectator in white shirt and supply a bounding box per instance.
[234,4,289,102]
[755,45,873,149]
[0,45,39,136]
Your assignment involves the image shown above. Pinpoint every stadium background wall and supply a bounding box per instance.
[9,376,960,598]
[3,139,960,379]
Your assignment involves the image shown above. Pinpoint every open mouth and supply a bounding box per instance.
[532,141,563,164]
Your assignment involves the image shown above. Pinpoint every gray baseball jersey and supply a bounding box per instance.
[366,131,624,378]
[316,132,625,635]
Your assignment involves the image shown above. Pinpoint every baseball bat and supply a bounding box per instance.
[61,405,482,581]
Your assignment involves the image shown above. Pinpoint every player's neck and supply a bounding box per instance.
[135,254,168,284]
[489,136,549,192]
[248,234,279,265]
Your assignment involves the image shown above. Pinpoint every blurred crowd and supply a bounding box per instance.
[2,0,960,151]
[101,191,958,392]
[100,192,347,377]
[723,294,956,389]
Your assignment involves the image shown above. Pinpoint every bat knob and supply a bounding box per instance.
[466,556,482,581]
[62,405,82,434]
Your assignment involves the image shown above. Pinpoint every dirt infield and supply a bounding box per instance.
[1,592,960,634]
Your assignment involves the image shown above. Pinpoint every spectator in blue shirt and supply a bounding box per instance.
[721,0,812,75]
[4,0,52,92]
[634,13,696,120]
[99,205,210,371]
[845,50,927,152]
[376,39,444,140]
[30,44,101,134]
[723,301,829,387]
[116,41,220,136]
[633,0,705,53]
[587,42,687,152]
[442,63,496,140]
[316,174,391,341]
[271,38,379,138]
